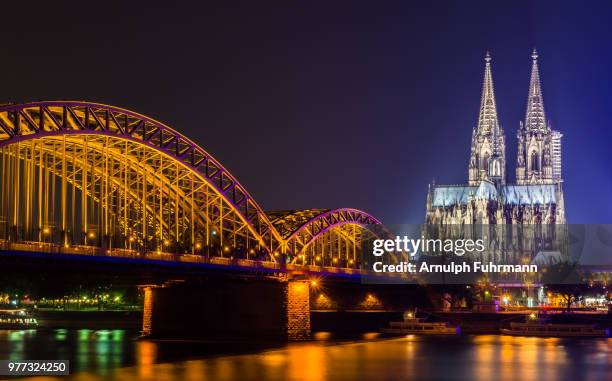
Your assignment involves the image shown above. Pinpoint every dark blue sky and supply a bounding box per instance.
[2,1,611,223]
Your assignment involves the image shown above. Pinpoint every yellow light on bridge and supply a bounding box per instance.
[0,102,387,278]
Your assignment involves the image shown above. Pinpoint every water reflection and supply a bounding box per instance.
[1,330,610,381]
[0,328,132,374]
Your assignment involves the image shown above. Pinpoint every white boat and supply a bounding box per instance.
[0,308,38,329]
[381,311,460,335]
[501,314,609,338]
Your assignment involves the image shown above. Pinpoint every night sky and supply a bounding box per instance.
[2,1,611,224]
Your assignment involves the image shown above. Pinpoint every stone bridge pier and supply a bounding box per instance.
[141,276,312,341]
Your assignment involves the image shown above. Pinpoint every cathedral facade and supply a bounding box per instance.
[426,50,565,227]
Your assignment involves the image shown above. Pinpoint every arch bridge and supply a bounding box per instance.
[0,101,390,274]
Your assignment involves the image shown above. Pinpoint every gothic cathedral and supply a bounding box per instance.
[426,50,565,226]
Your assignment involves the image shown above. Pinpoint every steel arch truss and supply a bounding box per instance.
[0,101,390,270]
[269,208,385,268]
[0,102,283,254]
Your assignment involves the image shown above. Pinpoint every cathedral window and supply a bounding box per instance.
[492,159,501,176]
[531,151,539,171]
[482,153,490,172]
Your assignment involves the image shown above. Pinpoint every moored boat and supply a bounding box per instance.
[0,308,38,329]
[501,313,609,338]
[381,311,460,335]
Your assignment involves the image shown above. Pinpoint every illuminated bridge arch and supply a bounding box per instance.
[268,208,386,268]
[0,101,283,258]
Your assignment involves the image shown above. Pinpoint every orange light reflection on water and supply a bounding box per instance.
[473,335,568,381]
[18,334,612,381]
[136,340,157,380]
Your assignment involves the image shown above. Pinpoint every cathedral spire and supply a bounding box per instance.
[516,49,559,185]
[476,51,500,134]
[469,52,505,186]
[524,48,547,131]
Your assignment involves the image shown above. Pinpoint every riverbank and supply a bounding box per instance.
[312,310,612,335]
[31,309,612,334]
[34,310,143,329]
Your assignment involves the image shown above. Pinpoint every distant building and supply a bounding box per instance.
[551,130,563,181]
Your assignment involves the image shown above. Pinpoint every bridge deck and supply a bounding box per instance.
[0,240,407,280]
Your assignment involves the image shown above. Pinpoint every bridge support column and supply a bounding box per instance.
[287,279,311,340]
[141,285,156,337]
[139,278,312,341]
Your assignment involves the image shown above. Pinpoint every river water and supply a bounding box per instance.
[1,329,611,381]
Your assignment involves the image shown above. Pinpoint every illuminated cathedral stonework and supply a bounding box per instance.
[426,50,565,226]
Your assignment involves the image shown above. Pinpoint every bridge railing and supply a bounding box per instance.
[0,240,374,276]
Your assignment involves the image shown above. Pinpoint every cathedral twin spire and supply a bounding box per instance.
[469,51,505,186]
[524,49,547,132]
[468,49,562,187]
[477,52,501,135]
[516,49,561,184]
